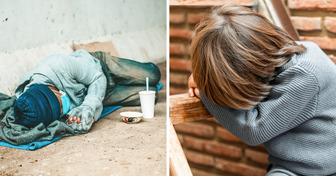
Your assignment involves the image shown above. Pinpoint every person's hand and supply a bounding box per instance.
[67,105,95,131]
[188,74,200,98]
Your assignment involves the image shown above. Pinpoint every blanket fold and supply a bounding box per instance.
[0,92,84,145]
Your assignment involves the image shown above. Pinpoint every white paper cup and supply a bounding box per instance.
[139,91,155,119]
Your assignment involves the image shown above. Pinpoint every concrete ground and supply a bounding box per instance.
[0,62,166,176]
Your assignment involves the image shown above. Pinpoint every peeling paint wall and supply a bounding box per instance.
[0,0,166,95]
[0,0,166,53]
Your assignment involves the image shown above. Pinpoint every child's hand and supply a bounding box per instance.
[188,74,200,98]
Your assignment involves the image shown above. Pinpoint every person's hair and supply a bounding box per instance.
[190,4,306,109]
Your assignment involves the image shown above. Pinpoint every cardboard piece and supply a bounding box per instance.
[72,41,119,57]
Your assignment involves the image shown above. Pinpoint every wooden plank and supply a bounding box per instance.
[169,120,193,176]
[169,93,212,124]
[264,0,300,41]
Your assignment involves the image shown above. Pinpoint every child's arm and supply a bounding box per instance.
[199,66,319,146]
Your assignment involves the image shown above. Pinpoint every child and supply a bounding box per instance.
[188,4,336,176]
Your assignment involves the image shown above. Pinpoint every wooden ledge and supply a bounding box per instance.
[169,93,212,124]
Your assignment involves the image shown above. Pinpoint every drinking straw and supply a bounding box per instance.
[146,77,149,91]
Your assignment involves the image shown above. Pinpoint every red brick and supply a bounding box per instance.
[170,13,185,24]
[300,36,336,50]
[217,127,243,144]
[188,13,207,24]
[184,136,243,159]
[290,16,321,31]
[191,168,223,176]
[254,144,266,149]
[215,158,267,176]
[329,55,336,64]
[184,149,215,166]
[288,0,336,11]
[177,134,184,145]
[174,122,215,139]
[170,72,189,86]
[170,0,254,6]
[170,43,186,55]
[245,149,269,166]
[170,58,192,71]
[170,87,188,95]
[170,28,193,39]
[245,145,267,154]
[324,17,336,34]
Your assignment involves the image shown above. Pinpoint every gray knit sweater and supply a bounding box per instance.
[200,41,336,175]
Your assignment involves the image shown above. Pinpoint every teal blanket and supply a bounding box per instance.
[0,106,121,150]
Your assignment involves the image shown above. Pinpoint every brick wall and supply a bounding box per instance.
[170,0,336,175]
[288,0,336,63]
[175,120,269,176]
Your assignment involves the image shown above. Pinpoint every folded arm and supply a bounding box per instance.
[67,54,107,131]
[199,66,319,145]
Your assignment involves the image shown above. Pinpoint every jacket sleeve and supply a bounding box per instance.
[200,65,319,146]
[68,52,107,118]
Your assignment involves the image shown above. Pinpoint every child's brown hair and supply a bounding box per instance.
[190,4,306,109]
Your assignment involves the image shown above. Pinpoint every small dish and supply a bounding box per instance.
[120,111,143,124]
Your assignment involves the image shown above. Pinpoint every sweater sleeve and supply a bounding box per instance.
[200,65,319,146]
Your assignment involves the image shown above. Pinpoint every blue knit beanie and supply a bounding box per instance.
[14,84,61,127]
